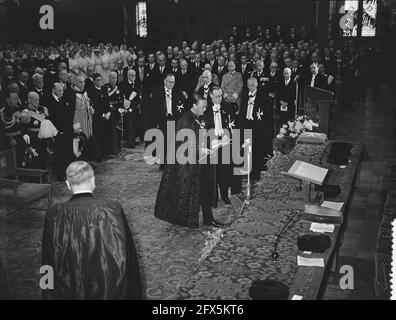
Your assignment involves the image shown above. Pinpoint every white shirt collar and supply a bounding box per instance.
[52,93,60,102]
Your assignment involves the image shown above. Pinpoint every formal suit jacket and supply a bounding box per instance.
[203,100,235,137]
[237,62,254,87]
[47,94,74,136]
[42,193,142,300]
[150,85,185,130]
[176,69,196,97]
[87,86,111,122]
[115,68,125,84]
[135,65,150,91]
[84,77,94,93]
[267,71,282,96]
[119,80,142,111]
[213,65,228,84]
[239,88,273,130]
[151,65,172,90]
[277,79,296,117]
[251,71,269,91]
[197,82,217,106]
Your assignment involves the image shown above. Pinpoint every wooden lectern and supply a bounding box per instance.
[304,86,334,135]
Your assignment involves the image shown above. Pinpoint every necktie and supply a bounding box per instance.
[246,92,255,120]
[213,104,223,136]
[165,89,172,115]
[204,85,209,98]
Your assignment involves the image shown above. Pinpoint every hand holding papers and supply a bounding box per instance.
[124,99,131,110]
[211,135,231,151]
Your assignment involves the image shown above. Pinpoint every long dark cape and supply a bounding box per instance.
[154,111,216,228]
[42,193,142,300]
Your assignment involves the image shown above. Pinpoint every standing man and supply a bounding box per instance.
[42,161,142,300]
[149,73,185,169]
[277,68,296,127]
[87,73,112,162]
[204,86,235,205]
[47,83,75,181]
[119,69,142,149]
[239,78,273,181]
[197,70,217,105]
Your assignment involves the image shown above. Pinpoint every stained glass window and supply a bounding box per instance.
[362,0,377,37]
[343,0,359,37]
[136,2,148,37]
[342,0,377,37]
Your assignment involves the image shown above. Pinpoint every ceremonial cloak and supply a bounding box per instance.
[154,111,216,228]
[42,193,142,300]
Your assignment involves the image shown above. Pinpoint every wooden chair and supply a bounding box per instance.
[0,148,52,223]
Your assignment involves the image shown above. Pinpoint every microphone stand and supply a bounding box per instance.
[271,210,300,261]
[238,139,252,216]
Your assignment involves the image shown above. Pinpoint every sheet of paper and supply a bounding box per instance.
[310,222,335,233]
[303,251,312,255]
[297,256,324,267]
[291,295,304,300]
[321,201,344,211]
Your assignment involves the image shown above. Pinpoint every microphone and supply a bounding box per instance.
[271,210,300,261]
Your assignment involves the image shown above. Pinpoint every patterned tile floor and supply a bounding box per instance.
[1,85,394,300]
[320,85,396,299]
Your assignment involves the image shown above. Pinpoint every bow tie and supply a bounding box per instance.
[165,89,172,95]
[249,93,256,98]
[212,105,221,113]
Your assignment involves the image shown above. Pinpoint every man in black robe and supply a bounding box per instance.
[154,95,222,228]
[239,78,273,181]
[42,161,142,300]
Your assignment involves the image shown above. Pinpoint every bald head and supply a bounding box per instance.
[127,69,136,82]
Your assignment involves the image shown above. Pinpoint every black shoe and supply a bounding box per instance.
[203,219,224,228]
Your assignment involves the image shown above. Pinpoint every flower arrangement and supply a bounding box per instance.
[196,228,224,267]
[273,115,319,155]
[15,110,31,125]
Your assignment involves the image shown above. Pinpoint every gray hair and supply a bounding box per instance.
[66,161,94,186]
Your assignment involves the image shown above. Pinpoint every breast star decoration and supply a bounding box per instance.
[256,108,263,120]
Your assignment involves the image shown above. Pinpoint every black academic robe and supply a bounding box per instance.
[154,111,216,228]
[239,89,273,178]
[42,193,142,300]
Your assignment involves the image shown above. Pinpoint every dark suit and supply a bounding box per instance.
[277,79,296,125]
[17,81,29,105]
[119,80,142,147]
[305,73,328,90]
[197,82,217,106]
[213,65,228,85]
[203,101,237,201]
[176,69,195,99]
[87,86,112,160]
[237,62,254,89]
[84,77,94,93]
[47,94,75,180]
[150,65,172,91]
[149,85,185,163]
[239,89,273,179]
[42,193,142,300]
[251,71,269,92]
